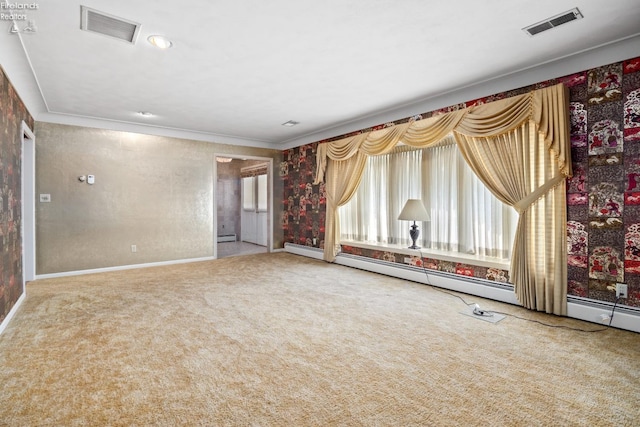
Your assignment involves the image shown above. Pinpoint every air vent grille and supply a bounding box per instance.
[80,6,140,44]
[523,8,583,36]
[526,22,553,36]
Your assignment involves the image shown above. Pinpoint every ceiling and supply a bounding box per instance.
[2,0,640,149]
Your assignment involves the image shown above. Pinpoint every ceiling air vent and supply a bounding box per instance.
[80,6,141,44]
[523,8,583,36]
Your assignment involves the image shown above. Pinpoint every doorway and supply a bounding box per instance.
[214,155,273,259]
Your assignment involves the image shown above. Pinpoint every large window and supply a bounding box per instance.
[338,139,518,260]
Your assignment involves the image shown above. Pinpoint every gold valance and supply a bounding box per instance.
[315,83,571,183]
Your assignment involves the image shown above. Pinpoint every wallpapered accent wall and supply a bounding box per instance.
[566,57,640,307]
[280,146,326,249]
[281,55,640,309]
[0,67,34,322]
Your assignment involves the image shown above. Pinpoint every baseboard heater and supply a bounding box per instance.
[284,243,518,306]
[284,243,640,334]
[217,234,236,243]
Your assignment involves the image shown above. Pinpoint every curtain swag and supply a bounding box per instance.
[314,83,572,315]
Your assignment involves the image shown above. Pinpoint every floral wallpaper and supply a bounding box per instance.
[566,57,640,307]
[0,66,34,323]
[281,56,640,308]
[280,144,326,248]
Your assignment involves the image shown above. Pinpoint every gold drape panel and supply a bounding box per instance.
[323,152,368,262]
[455,122,567,314]
[314,83,571,315]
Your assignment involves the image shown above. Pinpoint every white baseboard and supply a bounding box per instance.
[0,292,26,336]
[285,243,324,260]
[36,256,216,280]
[567,297,640,333]
[285,243,639,334]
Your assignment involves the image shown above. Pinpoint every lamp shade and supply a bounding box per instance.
[398,199,430,221]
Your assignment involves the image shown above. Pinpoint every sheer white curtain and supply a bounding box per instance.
[339,141,518,260]
[340,147,422,246]
[424,141,517,259]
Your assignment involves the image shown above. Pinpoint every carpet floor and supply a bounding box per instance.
[0,252,638,426]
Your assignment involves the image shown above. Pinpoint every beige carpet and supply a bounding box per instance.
[0,253,638,426]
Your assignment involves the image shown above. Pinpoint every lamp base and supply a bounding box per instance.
[408,223,420,249]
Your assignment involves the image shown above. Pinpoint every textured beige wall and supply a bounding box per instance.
[35,123,283,274]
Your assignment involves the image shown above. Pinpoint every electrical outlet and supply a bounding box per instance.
[131,244,137,253]
[616,283,628,298]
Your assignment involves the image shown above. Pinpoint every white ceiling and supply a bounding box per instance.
[2,0,640,149]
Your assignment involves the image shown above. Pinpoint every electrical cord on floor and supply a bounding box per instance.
[609,296,621,327]
[416,250,610,333]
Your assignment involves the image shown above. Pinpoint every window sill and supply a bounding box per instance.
[340,240,510,270]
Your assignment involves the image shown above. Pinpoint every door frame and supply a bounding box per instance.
[212,154,273,259]
[21,121,36,284]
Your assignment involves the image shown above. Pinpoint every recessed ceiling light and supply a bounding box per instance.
[282,120,300,127]
[138,111,154,117]
[147,35,173,49]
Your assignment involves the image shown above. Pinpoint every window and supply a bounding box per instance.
[242,176,256,210]
[338,139,518,260]
[257,174,267,212]
[242,173,268,212]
